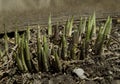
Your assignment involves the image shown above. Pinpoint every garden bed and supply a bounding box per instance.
[0,15,120,84]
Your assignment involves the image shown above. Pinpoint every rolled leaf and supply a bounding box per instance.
[48,14,52,36]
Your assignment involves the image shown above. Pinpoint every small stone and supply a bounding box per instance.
[73,68,87,79]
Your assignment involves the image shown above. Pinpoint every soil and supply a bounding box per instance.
[0,1,120,84]
[0,18,120,84]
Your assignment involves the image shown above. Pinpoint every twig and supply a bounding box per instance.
[106,57,119,61]
[0,45,18,68]
[110,35,120,44]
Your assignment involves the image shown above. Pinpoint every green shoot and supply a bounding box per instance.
[61,35,68,60]
[48,14,52,36]
[20,35,28,72]
[26,26,31,41]
[54,49,62,72]
[25,39,32,71]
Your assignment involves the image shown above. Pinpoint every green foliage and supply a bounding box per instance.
[95,17,112,54]
[48,14,52,36]
[1,13,112,73]
[15,28,19,44]
[65,16,74,37]
[42,48,49,72]
[25,39,32,71]
[26,26,31,41]
[85,13,96,56]
[20,35,28,72]
[61,35,68,60]
[37,26,42,70]
[54,49,62,72]
[14,52,24,71]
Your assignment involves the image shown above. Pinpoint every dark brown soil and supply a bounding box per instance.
[0,1,120,83]
[0,18,120,84]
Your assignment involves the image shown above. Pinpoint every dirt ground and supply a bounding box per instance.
[0,1,120,84]
[0,18,120,84]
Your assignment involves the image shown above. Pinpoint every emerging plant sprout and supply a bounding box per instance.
[1,13,113,73]
[95,16,112,54]
[48,14,52,36]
